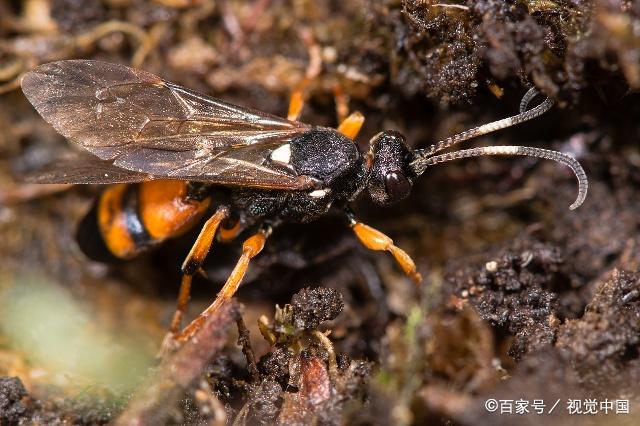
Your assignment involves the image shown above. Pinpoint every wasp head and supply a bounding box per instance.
[367,131,415,206]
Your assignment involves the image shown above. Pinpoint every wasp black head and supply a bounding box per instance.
[367,131,414,206]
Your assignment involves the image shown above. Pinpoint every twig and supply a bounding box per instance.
[236,317,260,382]
[431,3,469,11]
[194,379,227,426]
[114,300,240,426]
[0,76,22,95]
[312,330,338,381]
[0,183,72,205]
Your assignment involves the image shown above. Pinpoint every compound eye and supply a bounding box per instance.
[384,170,411,202]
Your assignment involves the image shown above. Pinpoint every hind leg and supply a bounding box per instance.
[173,227,270,343]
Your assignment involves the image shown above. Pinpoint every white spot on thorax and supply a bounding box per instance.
[309,189,328,198]
[270,144,291,164]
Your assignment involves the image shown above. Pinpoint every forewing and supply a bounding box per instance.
[21,60,315,189]
[24,156,153,184]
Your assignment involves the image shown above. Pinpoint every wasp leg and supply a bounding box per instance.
[287,87,307,121]
[333,84,349,124]
[168,206,230,335]
[349,219,422,283]
[287,28,322,121]
[337,111,365,140]
[218,217,243,243]
[175,228,269,343]
[333,81,364,139]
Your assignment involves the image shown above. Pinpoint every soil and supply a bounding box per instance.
[2,0,640,425]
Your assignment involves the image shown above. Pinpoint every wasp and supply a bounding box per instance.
[21,60,588,346]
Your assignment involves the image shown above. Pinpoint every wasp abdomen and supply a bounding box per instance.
[77,180,211,261]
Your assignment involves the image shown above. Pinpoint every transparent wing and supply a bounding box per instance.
[23,156,152,184]
[21,60,315,189]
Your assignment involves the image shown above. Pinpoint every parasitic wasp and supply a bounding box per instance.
[21,60,588,347]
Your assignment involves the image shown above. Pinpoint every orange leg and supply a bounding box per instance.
[218,217,243,243]
[337,111,365,140]
[333,84,350,125]
[287,85,307,121]
[175,228,269,343]
[169,206,230,334]
[333,81,365,139]
[350,220,421,284]
[288,28,322,122]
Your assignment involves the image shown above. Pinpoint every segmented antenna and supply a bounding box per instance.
[519,87,540,113]
[409,89,588,210]
[415,146,587,210]
[415,88,554,160]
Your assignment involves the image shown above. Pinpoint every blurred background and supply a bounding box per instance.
[1,0,640,424]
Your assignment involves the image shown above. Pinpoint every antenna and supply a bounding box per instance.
[409,89,588,210]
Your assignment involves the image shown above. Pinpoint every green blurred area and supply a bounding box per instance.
[0,274,152,393]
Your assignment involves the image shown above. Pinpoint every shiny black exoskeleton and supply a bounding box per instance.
[230,128,416,224]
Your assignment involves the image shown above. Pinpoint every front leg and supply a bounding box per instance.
[347,212,422,283]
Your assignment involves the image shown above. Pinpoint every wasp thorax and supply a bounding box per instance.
[367,131,414,206]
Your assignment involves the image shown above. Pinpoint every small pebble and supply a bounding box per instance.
[485,261,498,273]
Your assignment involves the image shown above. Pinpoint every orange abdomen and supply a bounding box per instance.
[77,180,210,261]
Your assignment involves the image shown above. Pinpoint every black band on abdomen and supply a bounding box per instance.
[121,184,152,247]
[76,201,122,263]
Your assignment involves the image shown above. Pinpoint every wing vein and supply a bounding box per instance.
[21,60,313,189]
